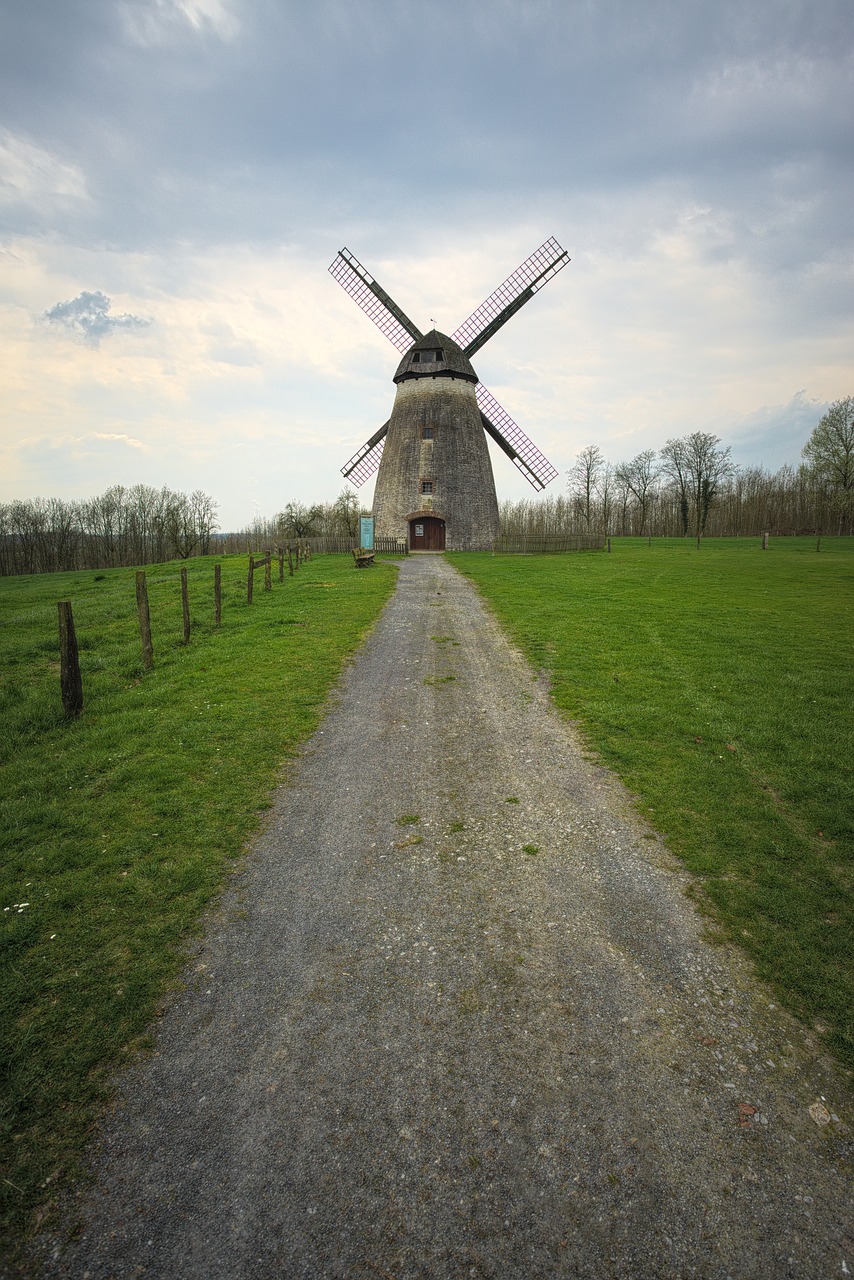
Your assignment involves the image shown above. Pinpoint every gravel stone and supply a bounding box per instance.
[37,556,852,1279]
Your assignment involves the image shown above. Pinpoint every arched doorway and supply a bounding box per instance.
[409,516,446,551]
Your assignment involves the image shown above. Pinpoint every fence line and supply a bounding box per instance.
[59,550,328,715]
[493,533,606,554]
[298,536,409,555]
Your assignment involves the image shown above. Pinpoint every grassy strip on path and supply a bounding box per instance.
[449,537,853,1070]
[0,553,398,1246]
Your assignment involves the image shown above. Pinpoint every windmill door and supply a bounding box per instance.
[409,517,446,551]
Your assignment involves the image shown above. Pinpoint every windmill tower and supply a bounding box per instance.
[329,238,570,551]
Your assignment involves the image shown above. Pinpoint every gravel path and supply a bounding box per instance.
[41,556,851,1279]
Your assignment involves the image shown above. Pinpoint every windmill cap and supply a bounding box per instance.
[393,330,477,385]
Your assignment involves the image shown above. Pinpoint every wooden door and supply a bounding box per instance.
[409,517,446,550]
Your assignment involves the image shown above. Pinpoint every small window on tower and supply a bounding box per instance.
[435,349,444,362]
[412,351,421,363]
[421,480,433,495]
[422,426,434,440]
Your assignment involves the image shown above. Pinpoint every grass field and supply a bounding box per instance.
[0,552,398,1245]
[449,537,853,1071]
[2,537,852,1252]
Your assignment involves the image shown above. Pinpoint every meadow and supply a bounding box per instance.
[449,537,853,1070]
[2,536,852,1251]
[0,552,398,1244]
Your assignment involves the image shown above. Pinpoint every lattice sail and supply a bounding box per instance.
[332,239,567,493]
[341,424,388,487]
[452,237,570,358]
[476,383,559,492]
[329,249,422,353]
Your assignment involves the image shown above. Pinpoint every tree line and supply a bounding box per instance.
[0,485,219,576]
[215,491,368,553]
[504,400,854,539]
[2,400,850,575]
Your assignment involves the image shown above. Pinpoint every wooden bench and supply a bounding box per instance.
[353,548,375,568]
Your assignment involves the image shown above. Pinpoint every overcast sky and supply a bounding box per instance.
[1,0,852,529]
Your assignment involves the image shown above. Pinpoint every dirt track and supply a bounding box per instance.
[39,555,851,1278]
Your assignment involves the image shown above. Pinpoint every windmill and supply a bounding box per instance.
[329,238,570,550]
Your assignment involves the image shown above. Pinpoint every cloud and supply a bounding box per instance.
[75,431,148,451]
[726,391,828,467]
[119,0,240,46]
[1,0,852,528]
[201,319,260,367]
[0,129,88,214]
[41,291,151,347]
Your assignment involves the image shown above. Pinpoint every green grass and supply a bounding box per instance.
[449,538,854,1067]
[0,553,398,1244]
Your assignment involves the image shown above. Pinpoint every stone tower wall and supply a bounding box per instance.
[372,378,500,551]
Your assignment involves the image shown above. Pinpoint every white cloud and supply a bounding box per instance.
[120,0,239,46]
[75,432,148,451]
[42,291,151,347]
[0,130,88,210]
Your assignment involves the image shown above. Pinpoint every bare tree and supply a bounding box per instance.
[276,502,323,540]
[568,445,603,532]
[616,450,660,535]
[660,433,733,540]
[598,462,615,534]
[190,490,219,554]
[659,438,691,535]
[802,397,854,534]
[331,488,361,537]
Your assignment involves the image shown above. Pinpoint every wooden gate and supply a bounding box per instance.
[409,517,446,551]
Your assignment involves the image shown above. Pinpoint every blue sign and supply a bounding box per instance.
[359,516,375,550]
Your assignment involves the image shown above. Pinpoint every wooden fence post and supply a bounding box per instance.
[57,601,83,718]
[247,557,255,605]
[278,547,284,582]
[762,531,769,550]
[264,550,272,591]
[181,568,191,644]
[816,536,822,552]
[287,544,295,575]
[214,563,222,626]
[607,537,611,553]
[135,571,153,670]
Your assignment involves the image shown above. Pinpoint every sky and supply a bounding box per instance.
[1,0,852,531]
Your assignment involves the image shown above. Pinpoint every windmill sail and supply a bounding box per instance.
[475,383,558,491]
[330,240,566,492]
[452,237,570,358]
[329,249,422,352]
[341,421,388,485]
